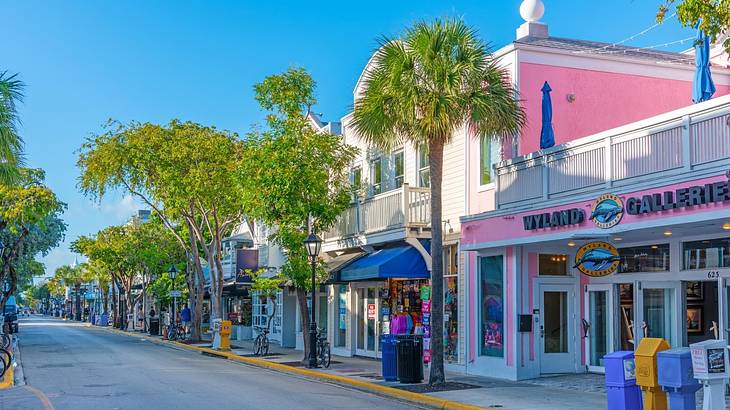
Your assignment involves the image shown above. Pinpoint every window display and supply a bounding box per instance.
[618,244,670,273]
[683,238,730,270]
[480,255,504,357]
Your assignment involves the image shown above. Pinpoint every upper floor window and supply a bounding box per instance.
[444,244,458,276]
[418,145,430,188]
[539,254,568,275]
[394,151,404,189]
[370,157,382,195]
[480,136,500,186]
[683,238,730,270]
[351,166,362,189]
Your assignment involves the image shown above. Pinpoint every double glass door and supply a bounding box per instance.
[356,287,380,357]
[635,281,679,347]
[585,284,614,373]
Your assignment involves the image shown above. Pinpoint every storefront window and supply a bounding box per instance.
[539,254,568,275]
[336,285,347,347]
[480,255,504,357]
[683,238,730,270]
[618,244,670,273]
[444,244,459,363]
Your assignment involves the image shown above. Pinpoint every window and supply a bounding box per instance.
[444,244,459,363]
[371,158,382,195]
[480,136,500,185]
[618,244,670,273]
[683,238,730,270]
[335,285,347,347]
[480,255,504,357]
[394,151,404,188]
[418,145,430,188]
[539,254,568,275]
[351,166,362,189]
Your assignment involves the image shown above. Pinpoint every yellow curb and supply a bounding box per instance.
[94,326,487,410]
[0,359,14,389]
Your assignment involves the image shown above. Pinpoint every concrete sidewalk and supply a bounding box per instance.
[120,327,606,410]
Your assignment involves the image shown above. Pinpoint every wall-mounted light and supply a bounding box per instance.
[723,222,730,230]
[566,93,576,103]
[663,230,673,236]
[613,237,622,241]
[567,241,576,247]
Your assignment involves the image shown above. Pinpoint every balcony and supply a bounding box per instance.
[323,184,431,244]
[495,95,730,210]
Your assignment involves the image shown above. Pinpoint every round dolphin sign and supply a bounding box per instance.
[590,194,624,229]
[574,241,620,277]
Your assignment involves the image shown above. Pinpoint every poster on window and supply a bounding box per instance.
[481,256,504,357]
[339,288,347,330]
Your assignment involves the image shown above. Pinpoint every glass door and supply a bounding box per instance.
[539,284,575,374]
[635,281,680,347]
[584,284,614,373]
[355,287,379,357]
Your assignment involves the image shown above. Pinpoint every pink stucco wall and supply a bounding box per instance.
[518,62,730,155]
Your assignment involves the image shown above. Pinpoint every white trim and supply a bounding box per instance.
[405,237,432,271]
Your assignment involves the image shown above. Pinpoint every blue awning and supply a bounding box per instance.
[339,242,430,282]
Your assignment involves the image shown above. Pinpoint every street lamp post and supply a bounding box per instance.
[303,233,322,369]
[169,266,177,326]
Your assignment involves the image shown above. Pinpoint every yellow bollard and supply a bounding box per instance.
[635,338,670,410]
[219,320,232,351]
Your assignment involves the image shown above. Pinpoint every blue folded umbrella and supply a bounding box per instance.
[693,24,716,103]
[540,81,555,149]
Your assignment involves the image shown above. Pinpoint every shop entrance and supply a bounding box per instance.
[584,284,614,373]
[355,287,379,357]
[635,281,680,347]
[539,284,575,374]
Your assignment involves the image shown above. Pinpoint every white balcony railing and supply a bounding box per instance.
[323,184,431,240]
[495,95,730,209]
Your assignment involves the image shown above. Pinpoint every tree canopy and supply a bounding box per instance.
[658,0,730,53]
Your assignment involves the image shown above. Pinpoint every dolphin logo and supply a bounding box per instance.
[590,201,623,222]
[573,248,620,271]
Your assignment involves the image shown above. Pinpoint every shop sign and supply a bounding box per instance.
[367,303,376,320]
[625,181,730,216]
[573,241,620,277]
[522,208,584,230]
[590,194,624,229]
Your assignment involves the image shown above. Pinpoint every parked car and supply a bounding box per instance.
[3,296,19,333]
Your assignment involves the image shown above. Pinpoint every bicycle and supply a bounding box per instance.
[253,326,270,356]
[316,327,330,368]
[167,322,180,341]
[0,347,11,379]
[1,333,10,350]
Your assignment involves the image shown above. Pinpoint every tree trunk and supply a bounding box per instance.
[265,295,277,332]
[111,285,118,327]
[428,138,445,386]
[295,287,311,363]
[75,284,82,321]
[186,226,206,342]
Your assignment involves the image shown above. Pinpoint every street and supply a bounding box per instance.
[1,317,421,410]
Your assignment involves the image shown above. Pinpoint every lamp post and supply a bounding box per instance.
[168,265,177,326]
[303,233,322,368]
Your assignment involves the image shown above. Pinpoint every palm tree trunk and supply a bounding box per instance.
[428,138,445,386]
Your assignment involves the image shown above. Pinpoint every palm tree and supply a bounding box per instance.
[56,263,92,321]
[0,71,25,185]
[352,18,525,385]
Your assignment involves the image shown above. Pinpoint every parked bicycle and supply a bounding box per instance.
[167,322,185,342]
[316,327,330,368]
[253,326,270,356]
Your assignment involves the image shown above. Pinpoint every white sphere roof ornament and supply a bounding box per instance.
[520,0,545,23]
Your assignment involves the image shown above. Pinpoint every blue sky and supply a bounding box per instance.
[2,1,694,278]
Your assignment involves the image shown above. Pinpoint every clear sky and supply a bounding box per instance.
[2,1,695,278]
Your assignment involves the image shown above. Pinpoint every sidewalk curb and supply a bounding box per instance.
[0,336,16,390]
[96,326,486,410]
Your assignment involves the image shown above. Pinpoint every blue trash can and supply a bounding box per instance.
[380,334,397,381]
[100,313,109,327]
[657,348,700,410]
[604,351,642,410]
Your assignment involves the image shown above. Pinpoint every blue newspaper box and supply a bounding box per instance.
[604,351,642,410]
[380,334,397,381]
[657,348,700,410]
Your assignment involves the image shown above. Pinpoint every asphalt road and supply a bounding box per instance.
[1,316,420,410]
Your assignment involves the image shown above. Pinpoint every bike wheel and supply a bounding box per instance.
[253,336,262,356]
[1,334,10,350]
[261,337,269,356]
[0,348,10,372]
[322,343,331,368]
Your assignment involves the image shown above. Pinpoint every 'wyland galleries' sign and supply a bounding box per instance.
[523,208,585,230]
[625,181,730,214]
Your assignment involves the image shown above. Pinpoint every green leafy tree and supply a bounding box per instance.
[0,169,66,309]
[0,71,25,185]
[241,68,357,361]
[658,0,730,53]
[55,263,93,321]
[352,18,525,385]
[78,120,245,340]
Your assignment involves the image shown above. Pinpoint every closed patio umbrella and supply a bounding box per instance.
[540,81,555,149]
[692,24,716,103]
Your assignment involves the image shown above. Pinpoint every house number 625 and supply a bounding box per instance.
[707,271,720,279]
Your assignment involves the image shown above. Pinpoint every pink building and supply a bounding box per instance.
[461,1,730,380]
